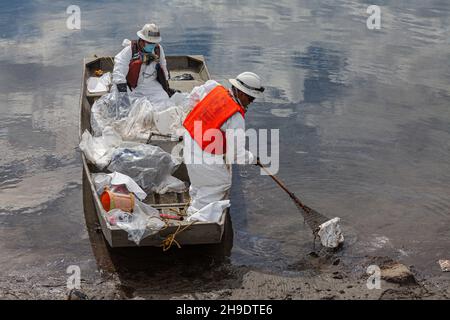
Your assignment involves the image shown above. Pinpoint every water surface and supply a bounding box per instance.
[1,0,449,283]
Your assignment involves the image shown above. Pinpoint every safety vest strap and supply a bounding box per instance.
[126,40,142,90]
[183,85,245,155]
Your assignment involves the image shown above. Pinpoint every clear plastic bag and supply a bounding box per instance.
[105,200,165,245]
[92,172,147,201]
[91,87,133,137]
[187,200,230,223]
[154,175,187,194]
[116,91,131,111]
[92,93,155,142]
[79,126,122,169]
[153,106,183,136]
[107,143,186,193]
[87,72,111,93]
[120,97,154,141]
[169,92,190,112]
[91,89,190,140]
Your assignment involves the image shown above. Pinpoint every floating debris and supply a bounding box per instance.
[317,217,344,249]
[438,260,450,272]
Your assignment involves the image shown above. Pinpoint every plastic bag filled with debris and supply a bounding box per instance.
[87,72,111,94]
[152,92,190,136]
[79,126,122,170]
[91,90,189,141]
[153,106,183,136]
[107,143,187,194]
[91,93,153,141]
[91,86,133,137]
[105,200,165,245]
[92,172,147,201]
[119,97,154,141]
[187,200,230,223]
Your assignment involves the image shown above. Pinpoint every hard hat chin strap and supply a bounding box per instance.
[231,86,246,110]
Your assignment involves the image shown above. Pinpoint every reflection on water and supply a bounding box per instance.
[1,0,450,283]
[293,46,347,103]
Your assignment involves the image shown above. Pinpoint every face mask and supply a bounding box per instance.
[143,43,156,54]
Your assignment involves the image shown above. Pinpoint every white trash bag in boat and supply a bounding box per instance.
[151,92,191,135]
[87,72,111,93]
[119,97,154,142]
[169,92,190,113]
[154,175,188,194]
[90,87,133,137]
[106,200,165,245]
[187,200,230,224]
[107,143,187,194]
[79,126,122,170]
[91,93,153,141]
[91,88,190,140]
[92,171,147,201]
[153,106,183,136]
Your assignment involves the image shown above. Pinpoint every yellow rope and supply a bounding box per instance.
[179,199,191,217]
[160,220,196,251]
[159,217,170,231]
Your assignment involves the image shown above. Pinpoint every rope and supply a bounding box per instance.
[179,199,191,217]
[160,220,196,251]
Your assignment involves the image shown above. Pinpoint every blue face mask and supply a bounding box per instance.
[143,43,156,54]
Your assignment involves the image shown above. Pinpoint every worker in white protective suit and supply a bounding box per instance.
[112,23,174,106]
[182,72,265,216]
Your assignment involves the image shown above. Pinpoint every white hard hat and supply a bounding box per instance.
[137,23,162,43]
[229,72,265,98]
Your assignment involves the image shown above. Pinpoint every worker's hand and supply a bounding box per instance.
[168,87,181,97]
[116,83,128,93]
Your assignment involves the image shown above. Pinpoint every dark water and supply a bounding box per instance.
[1,0,450,285]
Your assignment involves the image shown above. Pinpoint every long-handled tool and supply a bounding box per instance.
[257,160,343,247]
[146,131,183,144]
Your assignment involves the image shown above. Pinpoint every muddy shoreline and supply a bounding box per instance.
[1,242,449,300]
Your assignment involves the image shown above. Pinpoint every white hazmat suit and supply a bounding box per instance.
[112,41,170,106]
[183,80,255,215]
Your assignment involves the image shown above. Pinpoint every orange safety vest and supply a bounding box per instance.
[183,85,245,155]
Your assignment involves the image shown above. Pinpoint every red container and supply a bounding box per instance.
[101,186,135,213]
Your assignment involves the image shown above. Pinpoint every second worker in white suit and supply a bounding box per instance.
[112,23,173,106]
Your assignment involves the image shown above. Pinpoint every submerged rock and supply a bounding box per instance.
[381,263,416,285]
[438,260,450,272]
